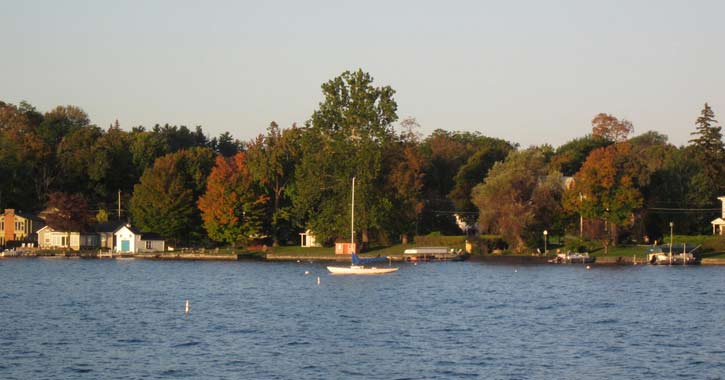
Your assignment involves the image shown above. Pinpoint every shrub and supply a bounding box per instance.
[564,237,599,253]
[702,236,725,252]
[414,234,466,247]
[468,235,507,255]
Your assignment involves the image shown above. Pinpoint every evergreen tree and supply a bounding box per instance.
[689,103,724,183]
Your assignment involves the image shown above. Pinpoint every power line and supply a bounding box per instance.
[647,207,720,212]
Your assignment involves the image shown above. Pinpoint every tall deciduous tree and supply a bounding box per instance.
[130,147,215,244]
[591,113,634,142]
[551,135,611,176]
[382,125,426,243]
[294,69,398,247]
[472,149,563,252]
[0,101,47,209]
[419,129,515,234]
[45,192,93,249]
[449,138,513,225]
[564,143,643,245]
[198,153,268,247]
[246,122,302,246]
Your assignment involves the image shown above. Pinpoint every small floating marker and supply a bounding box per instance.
[185,299,190,314]
[514,269,517,273]
[317,276,320,285]
[304,270,310,275]
[586,265,591,270]
[296,260,301,263]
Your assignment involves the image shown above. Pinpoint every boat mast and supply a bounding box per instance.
[351,177,355,250]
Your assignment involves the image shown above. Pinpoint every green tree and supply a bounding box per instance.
[88,123,135,202]
[472,149,563,252]
[551,135,611,176]
[0,101,47,209]
[381,122,426,243]
[210,131,242,157]
[689,103,724,190]
[130,147,215,244]
[294,69,397,246]
[56,125,103,195]
[246,122,302,246]
[419,129,515,234]
[448,138,513,225]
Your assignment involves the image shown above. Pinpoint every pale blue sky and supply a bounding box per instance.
[2,0,724,147]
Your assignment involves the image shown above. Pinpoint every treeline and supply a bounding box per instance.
[1,69,723,250]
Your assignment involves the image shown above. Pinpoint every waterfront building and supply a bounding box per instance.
[114,224,165,253]
[1,209,44,248]
[37,225,100,250]
[711,196,725,235]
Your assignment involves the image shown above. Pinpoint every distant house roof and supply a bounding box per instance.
[114,224,142,234]
[113,224,164,241]
[36,225,94,235]
[14,211,43,222]
[712,218,725,226]
[94,221,126,233]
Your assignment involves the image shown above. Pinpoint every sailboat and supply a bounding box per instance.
[326,177,399,275]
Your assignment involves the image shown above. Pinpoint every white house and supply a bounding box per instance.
[299,229,321,247]
[114,224,165,253]
[711,196,725,235]
[37,225,99,250]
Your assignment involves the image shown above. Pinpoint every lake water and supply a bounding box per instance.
[1,259,724,380]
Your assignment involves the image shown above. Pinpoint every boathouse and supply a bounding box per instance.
[114,224,165,253]
[712,196,725,235]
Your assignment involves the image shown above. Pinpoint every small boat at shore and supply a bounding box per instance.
[403,247,469,262]
[549,251,595,264]
[326,177,398,275]
[1,248,23,257]
[647,244,698,265]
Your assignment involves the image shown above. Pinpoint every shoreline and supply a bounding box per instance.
[4,250,725,265]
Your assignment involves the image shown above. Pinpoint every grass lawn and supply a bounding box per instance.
[591,245,651,258]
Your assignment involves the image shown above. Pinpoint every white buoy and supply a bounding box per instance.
[514,269,517,273]
[586,265,591,270]
[317,276,320,285]
[185,299,190,314]
[304,271,310,275]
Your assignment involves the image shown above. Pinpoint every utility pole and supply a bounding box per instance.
[118,190,121,220]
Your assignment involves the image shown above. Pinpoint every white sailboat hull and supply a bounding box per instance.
[326,265,399,275]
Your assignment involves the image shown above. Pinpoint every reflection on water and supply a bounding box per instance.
[0,259,724,379]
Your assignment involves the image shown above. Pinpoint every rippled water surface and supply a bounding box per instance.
[1,259,724,379]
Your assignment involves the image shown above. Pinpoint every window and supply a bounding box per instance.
[145,241,152,249]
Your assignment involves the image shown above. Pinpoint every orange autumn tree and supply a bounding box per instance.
[591,113,634,142]
[198,153,268,247]
[564,143,642,246]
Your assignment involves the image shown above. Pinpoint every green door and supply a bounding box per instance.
[121,240,130,252]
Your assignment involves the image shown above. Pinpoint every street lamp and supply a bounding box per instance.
[669,221,674,265]
[543,230,548,255]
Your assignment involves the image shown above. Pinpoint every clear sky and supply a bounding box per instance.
[2,0,724,147]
